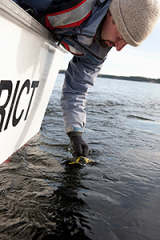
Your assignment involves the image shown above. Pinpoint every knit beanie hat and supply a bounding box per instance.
[109,0,160,46]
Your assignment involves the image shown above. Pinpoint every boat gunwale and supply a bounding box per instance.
[0,0,66,53]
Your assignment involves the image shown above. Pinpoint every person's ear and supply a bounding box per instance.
[106,10,111,19]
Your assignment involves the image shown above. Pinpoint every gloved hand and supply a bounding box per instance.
[68,132,89,157]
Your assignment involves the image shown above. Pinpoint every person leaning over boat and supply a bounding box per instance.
[13,0,160,157]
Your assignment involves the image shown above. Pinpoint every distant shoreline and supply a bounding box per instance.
[59,70,160,84]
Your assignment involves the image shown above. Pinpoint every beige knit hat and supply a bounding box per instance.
[109,0,160,46]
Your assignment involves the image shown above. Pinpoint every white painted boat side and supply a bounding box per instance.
[0,0,65,164]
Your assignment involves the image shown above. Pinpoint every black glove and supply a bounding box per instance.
[68,132,89,157]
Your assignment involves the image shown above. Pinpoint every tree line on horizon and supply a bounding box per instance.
[59,70,160,84]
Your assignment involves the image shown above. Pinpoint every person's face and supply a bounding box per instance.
[101,11,127,51]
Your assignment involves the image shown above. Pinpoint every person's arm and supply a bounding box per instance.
[61,55,105,156]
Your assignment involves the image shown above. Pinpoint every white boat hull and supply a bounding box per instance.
[0,0,65,164]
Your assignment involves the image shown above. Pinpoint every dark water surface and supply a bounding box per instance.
[0,74,160,240]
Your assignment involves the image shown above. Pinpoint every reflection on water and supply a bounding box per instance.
[0,75,160,240]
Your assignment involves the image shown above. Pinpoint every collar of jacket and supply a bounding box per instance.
[76,0,112,45]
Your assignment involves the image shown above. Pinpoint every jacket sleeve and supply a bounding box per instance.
[61,55,105,134]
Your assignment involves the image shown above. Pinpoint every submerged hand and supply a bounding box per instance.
[68,132,89,157]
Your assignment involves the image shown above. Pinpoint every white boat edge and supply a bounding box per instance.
[0,0,66,164]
